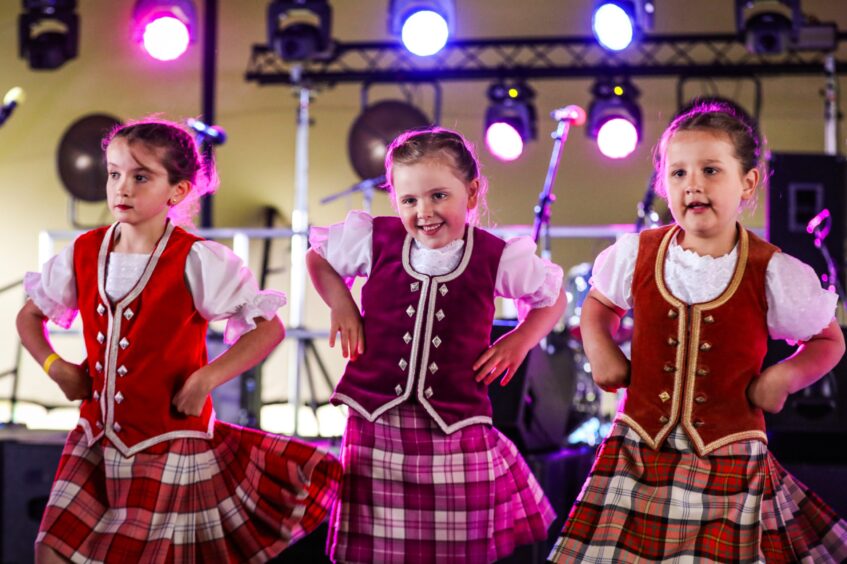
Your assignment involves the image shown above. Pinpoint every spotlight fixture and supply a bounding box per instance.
[18,0,79,70]
[735,0,800,55]
[132,0,196,61]
[484,81,537,162]
[591,0,654,51]
[267,0,333,62]
[388,0,455,57]
[587,78,642,160]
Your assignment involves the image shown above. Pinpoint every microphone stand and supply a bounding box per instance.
[320,176,386,214]
[807,209,846,303]
[634,172,659,233]
[533,117,577,259]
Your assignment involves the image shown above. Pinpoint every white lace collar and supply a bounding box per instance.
[410,238,465,276]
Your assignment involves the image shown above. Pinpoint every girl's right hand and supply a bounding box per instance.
[49,359,92,401]
[330,299,365,361]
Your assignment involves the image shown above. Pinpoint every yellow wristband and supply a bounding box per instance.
[42,353,61,375]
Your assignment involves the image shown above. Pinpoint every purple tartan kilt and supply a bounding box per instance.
[327,402,556,564]
[36,422,342,563]
[548,422,847,563]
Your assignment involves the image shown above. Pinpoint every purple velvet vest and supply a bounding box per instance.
[331,216,506,433]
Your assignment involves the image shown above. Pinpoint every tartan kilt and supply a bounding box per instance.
[548,422,847,563]
[327,402,556,564]
[36,421,342,563]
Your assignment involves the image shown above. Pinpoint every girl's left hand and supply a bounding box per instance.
[473,331,533,386]
[173,368,213,417]
[747,364,791,413]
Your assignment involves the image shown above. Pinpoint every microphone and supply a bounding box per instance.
[806,208,831,236]
[0,87,25,128]
[186,118,227,145]
[550,104,586,126]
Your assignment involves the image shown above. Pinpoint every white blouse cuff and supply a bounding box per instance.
[23,272,77,329]
[517,260,564,310]
[308,225,330,259]
[223,289,287,345]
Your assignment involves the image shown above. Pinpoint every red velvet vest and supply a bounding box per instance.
[74,222,214,457]
[331,216,506,434]
[618,224,779,456]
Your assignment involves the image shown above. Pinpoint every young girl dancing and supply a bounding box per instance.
[307,127,567,563]
[549,98,847,562]
[16,118,341,563]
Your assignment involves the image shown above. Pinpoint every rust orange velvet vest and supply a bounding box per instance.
[618,224,779,456]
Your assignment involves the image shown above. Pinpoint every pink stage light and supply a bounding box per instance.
[596,117,638,159]
[141,15,191,61]
[132,1,196,62]
[485,122,524,161]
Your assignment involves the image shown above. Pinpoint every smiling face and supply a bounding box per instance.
[106,137,189,231]
[663,128,759,255]
[391,158,479,249]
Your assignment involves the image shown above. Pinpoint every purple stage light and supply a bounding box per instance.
[141,15,191,61]
[132,0,196,61]
[596,117,638,159]
[485,122,524,161]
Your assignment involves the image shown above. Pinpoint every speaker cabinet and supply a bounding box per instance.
[0,430,65,564]
[767,152,846,288]
[488,321,575,453]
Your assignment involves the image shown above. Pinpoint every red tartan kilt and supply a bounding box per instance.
[37,422,341,563]
[549,423,847,563]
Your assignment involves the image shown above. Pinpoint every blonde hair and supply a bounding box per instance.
[385,126,489,226]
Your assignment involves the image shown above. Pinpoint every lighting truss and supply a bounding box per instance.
[245,32,847,85]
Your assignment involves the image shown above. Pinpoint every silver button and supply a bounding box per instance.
[695,395,707,404]
[113,422,122,432]
[406,305,415,317]
[394,384,403,395]
[410,282,420,292]
[703,315,715,324]
[424,386,434,398]
[699,342,712,352]
[96,304,105,316]
[399,358,408,370]
[403,332,412,344]
[96,421,103,429]
[115,391,124,404]
[96,332,105,343]
[123,308,134,321]
[93,391,100,400]
[659,415,669,424]
[439,285,448,296]
[117,365,128,377]
[119,337,129,349]
[667,309,678,319]
[95,361,103,372]
[435,309,445,321]
[432,336,442,348]
[429,362,438,374]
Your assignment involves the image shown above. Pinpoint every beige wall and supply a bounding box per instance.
[1,1,845,425]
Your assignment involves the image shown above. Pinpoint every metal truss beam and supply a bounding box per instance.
[245,33,847,85]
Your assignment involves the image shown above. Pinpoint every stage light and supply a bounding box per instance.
[18,0,79,70]
[267,0,333,62]
[587,78,642,160]
[591,0,654,51]
[484,81,537,162]
[735,0,800,55]
[388,0,455,56]
[132,0,196,61]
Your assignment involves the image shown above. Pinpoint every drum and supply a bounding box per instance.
[563,262,633,345]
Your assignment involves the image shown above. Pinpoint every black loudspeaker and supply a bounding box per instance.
[488,320,576,453]
[0,431,65,564]
[767,152,846,288]
[762,326,847,464]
